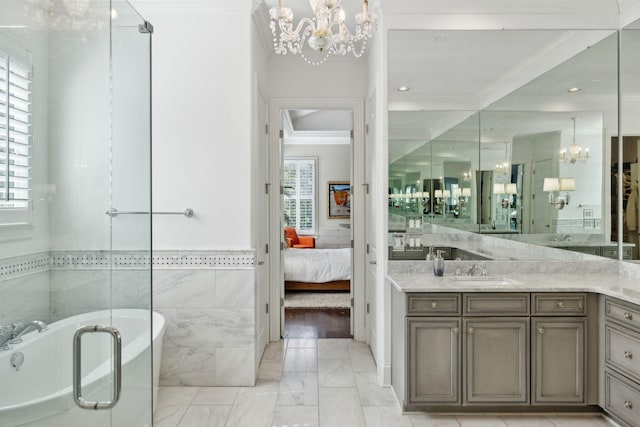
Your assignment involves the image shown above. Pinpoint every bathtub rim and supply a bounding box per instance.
[0,308,165,412]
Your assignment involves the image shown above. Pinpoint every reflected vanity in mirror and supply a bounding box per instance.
[388,27,638,260]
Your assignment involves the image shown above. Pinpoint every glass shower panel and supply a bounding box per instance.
[110,1,153,425]
[0,1,153,426]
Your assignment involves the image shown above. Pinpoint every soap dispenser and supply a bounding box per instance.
[433,250,445,276]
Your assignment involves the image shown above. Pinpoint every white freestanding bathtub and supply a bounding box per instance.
[0,309,165,427]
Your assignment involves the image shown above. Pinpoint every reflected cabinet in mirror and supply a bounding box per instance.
[387,28,640,260]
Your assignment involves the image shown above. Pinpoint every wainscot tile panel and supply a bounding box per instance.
[0,249,257,387]
[0,270,50,325]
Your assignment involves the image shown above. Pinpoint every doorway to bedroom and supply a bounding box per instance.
[281,109,354,339]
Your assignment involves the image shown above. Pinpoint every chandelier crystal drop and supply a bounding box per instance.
[269,0,376,65]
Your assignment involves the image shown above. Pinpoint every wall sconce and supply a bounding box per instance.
[543,177,575,209]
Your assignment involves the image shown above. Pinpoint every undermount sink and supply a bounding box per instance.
[450,276,521,286]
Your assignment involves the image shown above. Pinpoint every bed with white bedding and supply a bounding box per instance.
[283,247,351,291]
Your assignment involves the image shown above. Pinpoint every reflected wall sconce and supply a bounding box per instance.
[493,183,517,208]
[560,117,589,164]
[543,177,575,209]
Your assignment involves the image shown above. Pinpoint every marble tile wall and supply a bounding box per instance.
[1,250,258,387]
[154,267,257,387]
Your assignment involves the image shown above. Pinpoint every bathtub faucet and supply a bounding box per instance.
[0,320,48,349]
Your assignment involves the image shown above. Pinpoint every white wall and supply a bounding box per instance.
[134,1,254,250]
[267,56,368,99]
[283,143,351,234]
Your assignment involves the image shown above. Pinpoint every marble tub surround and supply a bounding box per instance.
[0,249,258,387]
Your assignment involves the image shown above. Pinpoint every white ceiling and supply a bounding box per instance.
[258,0,640,147]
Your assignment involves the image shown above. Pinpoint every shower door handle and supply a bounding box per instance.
[73,325,122,410]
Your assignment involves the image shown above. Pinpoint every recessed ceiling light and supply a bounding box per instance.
[397,86,410,92]
[433,36,447,42]
[567,87,581,93]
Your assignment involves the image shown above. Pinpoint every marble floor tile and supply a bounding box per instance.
[176,405,231,427]
[277,372,319,406]
[317,338,351,359]
[501,415,555,427]
[354,372,397,406]
[456,415,508,427]
[319,387,366,427]
[318,358,356,387]
[262,340,287,360]
[284,348,318,372]
[287,338,318,348]
[349,346,377,374]
[190,387,240,406]
[258,358,284,381]
[272,405,320,427]
[224,381,279,427]
[154,386,200,427]
[154,339,624,427]
[362,406,413,427]
[548,414,620,427]
[408,413,461,427]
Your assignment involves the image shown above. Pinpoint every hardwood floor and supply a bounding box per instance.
[284,308,352,338]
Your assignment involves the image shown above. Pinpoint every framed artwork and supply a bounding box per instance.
[328,181,350,219]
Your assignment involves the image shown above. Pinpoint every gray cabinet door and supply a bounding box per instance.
[464,318,529,404]
[408,317,461,404]
[532,318,586,404]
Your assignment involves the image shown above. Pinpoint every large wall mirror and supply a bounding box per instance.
[388,27,638,260]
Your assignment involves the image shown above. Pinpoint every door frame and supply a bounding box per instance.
[267,98,366,342]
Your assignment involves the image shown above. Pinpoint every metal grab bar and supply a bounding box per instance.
[105,208,194,217]
[73,325,122,410]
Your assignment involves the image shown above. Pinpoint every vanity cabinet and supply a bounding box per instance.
[464,317,529,404]
[398,291,592,411]
[602,296,640,426]
[531,293,587,405]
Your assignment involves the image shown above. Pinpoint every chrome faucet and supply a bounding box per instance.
[560,234,572,241]
[0,320,48,349]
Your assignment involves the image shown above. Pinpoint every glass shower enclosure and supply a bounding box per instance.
[0,1,154,426]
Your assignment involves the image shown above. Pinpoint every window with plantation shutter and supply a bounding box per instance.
[283,158,317,235]
[0,50,31,214]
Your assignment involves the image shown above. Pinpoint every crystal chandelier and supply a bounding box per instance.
[560,117,589,164]
[25,0,107,33]
[269,0,376,65]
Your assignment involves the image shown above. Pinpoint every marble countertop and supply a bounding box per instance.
[388,271,640,306]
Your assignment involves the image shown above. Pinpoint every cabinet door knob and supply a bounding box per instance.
[624,401,633,409]
[624,312,633,320]
[430,302,438,309]
[624,351,633,359]
[468,327,474,334]
[538,328,545,334]
[556,302,565,308]
[453,327,459,334]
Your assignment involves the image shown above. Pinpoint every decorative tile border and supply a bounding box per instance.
[1,250,256,281]
[0,252,50,280]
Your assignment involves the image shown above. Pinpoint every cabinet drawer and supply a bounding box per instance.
[532,293,587,316]
[605,297,640,333]
[408,293,461,316]
[605,323,640,382]
[604,370,640,427]
[463,293,529,316]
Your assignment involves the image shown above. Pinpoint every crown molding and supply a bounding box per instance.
[129,0,253,12]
